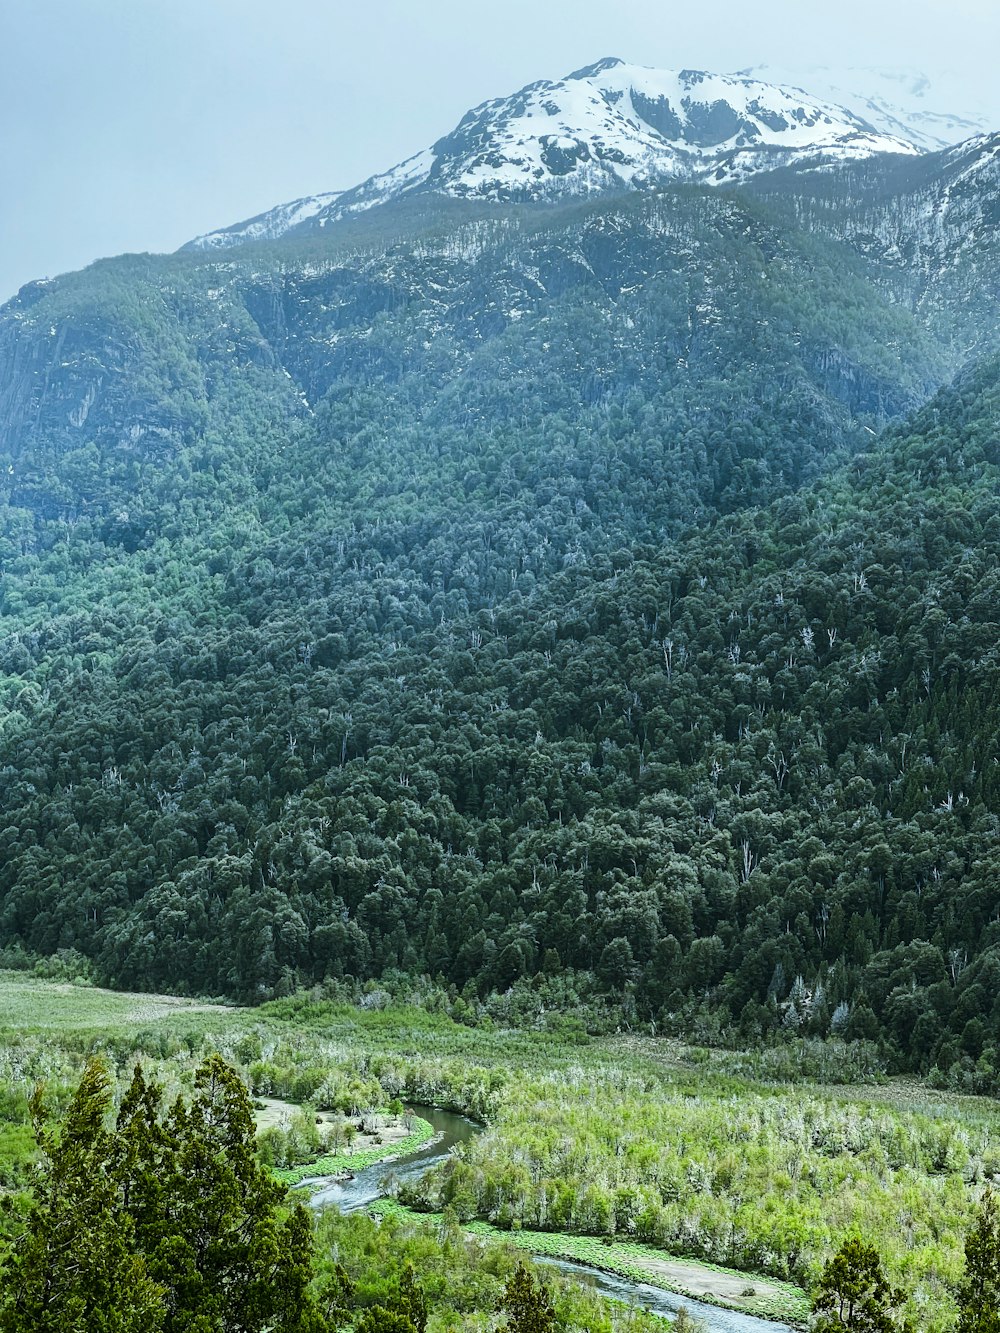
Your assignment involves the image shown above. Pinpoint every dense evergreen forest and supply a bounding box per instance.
[0,168,998,1087]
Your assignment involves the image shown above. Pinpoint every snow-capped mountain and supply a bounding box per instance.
[185,57,918,250]
[187,192,342,250]
[740,64,997,153]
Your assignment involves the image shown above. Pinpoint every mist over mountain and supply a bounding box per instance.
[738,63,997,151]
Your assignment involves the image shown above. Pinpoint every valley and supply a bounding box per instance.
[0,973,997,1329]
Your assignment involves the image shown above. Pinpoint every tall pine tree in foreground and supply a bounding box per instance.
[117,1054,321,1333]
[957,1191,1000,1333]
[0,1055,324,1333]
[499,1264,558,1333]
[0,1060,165,1333]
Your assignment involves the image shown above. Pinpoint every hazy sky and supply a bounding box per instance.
[3,0,999,301]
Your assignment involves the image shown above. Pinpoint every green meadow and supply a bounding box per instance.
[0,972,996,1330]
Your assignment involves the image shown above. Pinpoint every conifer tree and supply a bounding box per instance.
[957,1190,1000,1333]
[0,1055,325,1333]
[499,1264,558,1333]
[0,1059,165,1333]
[812,1237,910,1333]
[118,1054,323,1333]
[399,1262,428,1333]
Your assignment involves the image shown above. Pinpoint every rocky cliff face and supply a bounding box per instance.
[0,186,958,526]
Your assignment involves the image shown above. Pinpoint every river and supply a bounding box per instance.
[303,1106,798,1332]
[303,1105,480,1212]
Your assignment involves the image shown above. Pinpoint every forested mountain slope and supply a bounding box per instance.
[2,336,999,1080]
[748,134,1000,354]
[0,162,999,1084]
[0,189,945,531]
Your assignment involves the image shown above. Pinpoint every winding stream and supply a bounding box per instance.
[537,1258,796,1333]
[304,1106,479,1212]
[303,1107,797,1332]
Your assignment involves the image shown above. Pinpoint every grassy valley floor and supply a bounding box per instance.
[0,972,994,1331]
[371,1200,809,1323]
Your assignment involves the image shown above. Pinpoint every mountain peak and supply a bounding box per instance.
[737,63,997,151]
[185,58,921,251]
[566,55,626,79]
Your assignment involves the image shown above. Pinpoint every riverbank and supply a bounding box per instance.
[0,978,981,1332]
[371,1200,809,1325]
[269,1114,437,1188]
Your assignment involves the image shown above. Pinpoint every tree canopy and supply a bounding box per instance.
[0,1056,322,1333]
[0,179,997,1082]
[812,1237,910,1333]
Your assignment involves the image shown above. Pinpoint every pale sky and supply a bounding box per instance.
[3,0,999,302]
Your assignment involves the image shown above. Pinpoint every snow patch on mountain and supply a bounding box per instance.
[184,57,922,251]
[188,192,343,250]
